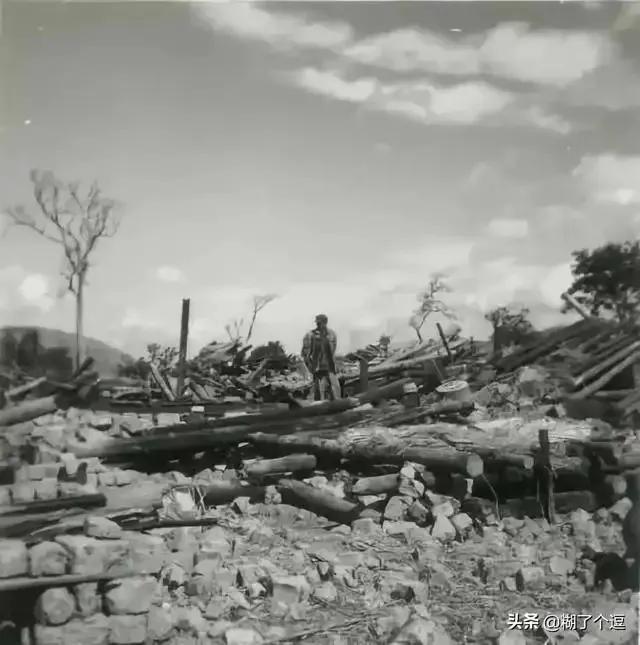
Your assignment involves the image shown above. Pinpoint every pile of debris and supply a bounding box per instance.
[0,317,639,644]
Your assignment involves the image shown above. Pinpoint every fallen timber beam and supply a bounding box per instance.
[243,454,317,482]
[493,319,599,372]
[0,493,106,517]
[70,406,377,461]
[0,570,138,593]
[201,481,267,506]
[350,471,437,496]
[380,400,474,427]
[247,432,483,477]
[568,350,640,399]
[149,397,362,436]
[560,292,591,319]
[277,479,360,524]
[566,439,624,465]
[572,341,640,389]
[148,363,175,402]
[4,377,47,401]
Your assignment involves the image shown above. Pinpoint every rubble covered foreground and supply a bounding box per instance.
[0,317,638,645]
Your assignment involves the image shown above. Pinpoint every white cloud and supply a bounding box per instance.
[195,5,612,89]
[194,3,352,50]
[0,266,56,321]
[478,22,612,86]
[288,67,569,133]
[293,68,377,103]
[155,266,185,283]
[574,154,640,205]
[487,217,530,239]
[343,22,611,86]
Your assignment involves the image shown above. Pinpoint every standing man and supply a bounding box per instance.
[301,314,341,401]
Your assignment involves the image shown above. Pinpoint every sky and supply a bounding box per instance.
[1,1,639,358]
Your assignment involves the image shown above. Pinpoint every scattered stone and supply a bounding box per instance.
[549,555,575,576]
[270,575,311,605]
[174,606,207,634]
[431,515,456,542]
[432,501,455,518]
[33,478,59,501]
[35,588,75,626]
[11,483,35,503]
[515,566,545,590]
[451,512,473,538]
[351,517,380,534]
[384,496,409,521]
[147,604,175,642]
[232,496,252,514]
[108,615,147,644]
[609,497,632,521]
[225,627,264,644]
[84,516,122,539]
[103,576,157,615]
[29,542,69,577]
[0,539,28,578]
[123,531,168,574]
[73,582,100,617]
[406,500,430,525]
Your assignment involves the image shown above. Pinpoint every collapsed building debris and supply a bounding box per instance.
[0,318,639,644]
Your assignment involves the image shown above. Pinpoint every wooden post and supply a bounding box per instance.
[536,429,555,523]
[436,323,453,361]
[358,358,369,394]
[176,298,190,398]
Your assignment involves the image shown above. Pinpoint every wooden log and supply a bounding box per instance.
[572,341,640,389]
[244,454,317,481]
[0,396,57,426]
[351,473,399,496]
[277,479,360,524]
[249,432,483,477]
[5,377,47,401]
[149,363,175,402]
[151,397,360,436]
[468,448,534,470]
[200,481,266,506]
[401,448,483,477]
[0,570,138,592]
[566,440,624,465]
[569,351,640,399]
[494,319,599,372]
[176,298,190,397]
[560,292,591,319]
[356,378,414,405]
[381,400,474,427]
[0,493,106,517]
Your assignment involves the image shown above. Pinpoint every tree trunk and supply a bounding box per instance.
[75,273,86,371]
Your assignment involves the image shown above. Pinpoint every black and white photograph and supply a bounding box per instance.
[0,1,639,643]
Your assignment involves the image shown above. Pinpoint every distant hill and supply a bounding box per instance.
[0,326,134,377]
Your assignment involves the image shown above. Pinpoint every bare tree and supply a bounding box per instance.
[409,273,456,342]
[225,319,244,343]
[224,294,278,344]
[5,170,121,368]
[245,294,277,343]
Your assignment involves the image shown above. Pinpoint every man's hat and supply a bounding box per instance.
[315,314,328,323]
